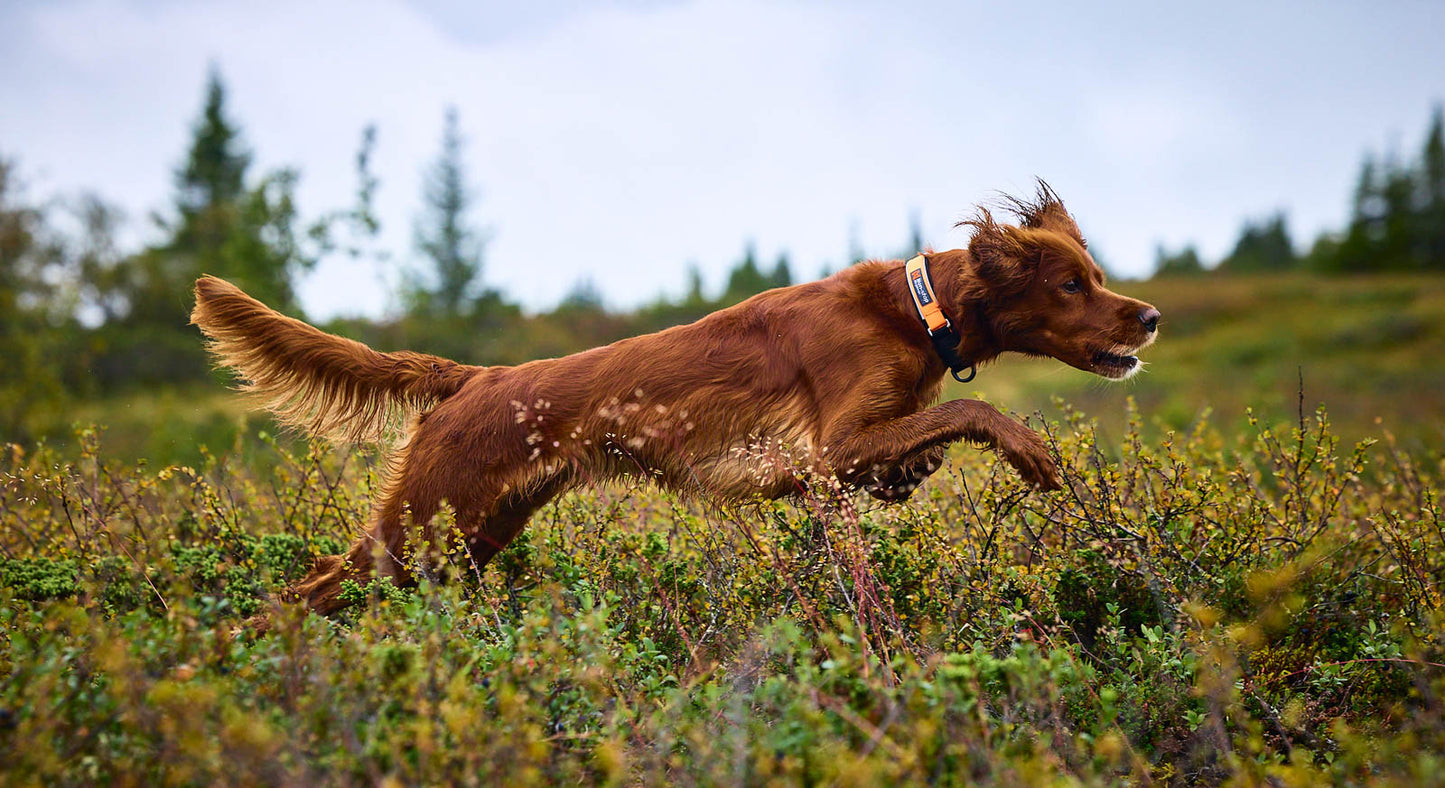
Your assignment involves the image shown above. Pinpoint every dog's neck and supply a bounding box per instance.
[889,249,1000,372]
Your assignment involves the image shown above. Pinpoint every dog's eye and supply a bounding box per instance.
[1061,278,1083,294]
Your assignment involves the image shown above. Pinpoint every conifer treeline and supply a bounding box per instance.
[0,70,890,438]
[3,69,1444,439]
[1155,107,1445,277]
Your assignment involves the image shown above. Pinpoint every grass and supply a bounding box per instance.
[2,401,1444,785]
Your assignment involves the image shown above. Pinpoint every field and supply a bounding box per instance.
[986,273,1445,452]
[3,273,1445,785]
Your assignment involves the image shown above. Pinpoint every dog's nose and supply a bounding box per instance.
[1138,307,1161,333]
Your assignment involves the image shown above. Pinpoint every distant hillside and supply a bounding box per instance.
[968,273,1445,451]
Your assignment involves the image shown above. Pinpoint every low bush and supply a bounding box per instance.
[1,402,1442,785]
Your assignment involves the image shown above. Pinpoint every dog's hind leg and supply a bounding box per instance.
[289,433,446,614]
[288,536,386,615]
[297,475,570,610]
[455,473,572,573]
[291,443,572,614]
[289,491,425,615]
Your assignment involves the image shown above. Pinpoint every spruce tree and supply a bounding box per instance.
[1379,157,1419,269]
[176,68,250,223]
[1153,244,1205,277]
[124,67,310,324]
[1331,156,1383,272]
[412,106,486,318]
[723,242,768,302]
[683,265,706,305]
[1420,106,1445,268]
[1218,214,1296,273]
[769,253,792,288]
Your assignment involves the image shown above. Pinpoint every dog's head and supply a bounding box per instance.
[960,183,1160,380]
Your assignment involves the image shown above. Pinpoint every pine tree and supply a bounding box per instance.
[1419,106,1445,268]
[847,221,864,266]
[1218,213,1296,273]
[123,67,311,324]
[1152,244,1204,277]
[1379,155,1419,269]
[124,69,253,322]
[769,253,792,288]
[412,106,486,318]
[176,68,250,223]
[1353,155,1382,225]
[683,264,707,305]
[723,242,768,302]
[1330,155,1383,271]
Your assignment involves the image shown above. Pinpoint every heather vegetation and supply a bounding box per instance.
[3,404,1443,785]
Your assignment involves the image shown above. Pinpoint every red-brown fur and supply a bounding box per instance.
[191,184,1159,613]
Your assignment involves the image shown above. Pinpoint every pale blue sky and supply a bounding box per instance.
[2,0,1443,318]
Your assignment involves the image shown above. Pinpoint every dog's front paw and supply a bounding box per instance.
[997,425,1060,491]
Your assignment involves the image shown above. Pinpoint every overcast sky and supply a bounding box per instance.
[3,0,1443,318]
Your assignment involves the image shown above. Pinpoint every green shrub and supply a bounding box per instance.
[0,557,78,601]
[0,403,1443,785]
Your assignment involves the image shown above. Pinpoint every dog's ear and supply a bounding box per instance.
[959,208,1037,296]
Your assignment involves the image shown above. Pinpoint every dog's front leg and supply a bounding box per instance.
[827,399,1059,492]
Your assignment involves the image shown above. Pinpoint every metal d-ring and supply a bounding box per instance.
[952,365,977,384]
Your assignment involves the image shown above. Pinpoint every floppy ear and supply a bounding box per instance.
[960,208,1038,296]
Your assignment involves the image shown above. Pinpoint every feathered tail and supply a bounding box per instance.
[190,276,477,443]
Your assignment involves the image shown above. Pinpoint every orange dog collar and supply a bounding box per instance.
[905,254,976,383]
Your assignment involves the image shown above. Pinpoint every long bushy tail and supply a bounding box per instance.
[191,276,477,443]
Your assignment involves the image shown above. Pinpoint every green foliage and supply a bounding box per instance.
[0,156,75,441]
[0,69,342,420]
[2,406,1443,784]
[0,557,79,601]
[1311,106,1445,273]
[337,577,415,609]
[127,68,315,323]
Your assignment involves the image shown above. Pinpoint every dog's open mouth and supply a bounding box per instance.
[1091,348,1140,378]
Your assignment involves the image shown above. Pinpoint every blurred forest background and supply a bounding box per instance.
[4,69,1445,462]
